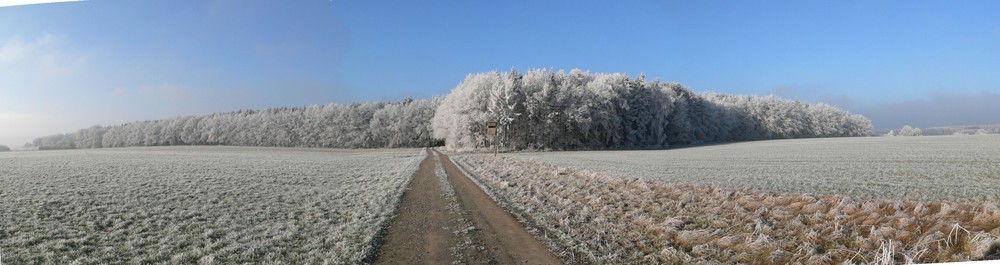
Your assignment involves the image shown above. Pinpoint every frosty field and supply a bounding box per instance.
[506,134,1000,202]
[452,135,1000,263]
[0,146,423,264]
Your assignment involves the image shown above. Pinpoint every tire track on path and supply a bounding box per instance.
[374,149,562,264]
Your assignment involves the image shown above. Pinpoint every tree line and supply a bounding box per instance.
[432,69,872,150]
[29,69,873,150]
[886,125,923,137]
[29,98,441,149]
[921,124,1000,136]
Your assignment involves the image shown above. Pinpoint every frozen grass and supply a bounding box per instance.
[452,137,1000,264]
[0,146,423,264]
[454,155,1000,264]
[506,135,1000,202]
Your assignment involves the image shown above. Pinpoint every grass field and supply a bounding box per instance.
[507,135,1000,202]
[0,146,423,264]
[454,135,1000,264]
[4,136,998,264]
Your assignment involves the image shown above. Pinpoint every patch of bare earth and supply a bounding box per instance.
[374,150,562,264]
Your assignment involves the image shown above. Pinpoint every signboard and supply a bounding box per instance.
[487,121,497,136]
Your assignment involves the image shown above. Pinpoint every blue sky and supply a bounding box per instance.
[2,0,999,146]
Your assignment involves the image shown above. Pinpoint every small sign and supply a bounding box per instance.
[487,121,497,136]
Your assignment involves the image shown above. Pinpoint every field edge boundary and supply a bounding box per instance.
[359,148,428,264]
[446,153,587,263]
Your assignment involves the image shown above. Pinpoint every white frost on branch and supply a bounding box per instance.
[433,69,873,151]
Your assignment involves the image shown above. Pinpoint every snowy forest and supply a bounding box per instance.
[29,69,872,150]
[433,69,872,150]
[29,98,441,149]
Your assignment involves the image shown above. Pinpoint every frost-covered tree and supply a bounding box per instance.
[370,97,441,148]
[886,130,897,137]
[487,70,525,149]
[31,98,442,150]
[433,69,873,150]
[432,73,496,150]
[0,144,10,152]
[32,69,873,151]
[898,125,923,136]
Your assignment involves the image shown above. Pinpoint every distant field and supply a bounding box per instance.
[507,135,1000,202]
[0,147,423,264]
[453,135,1000,263]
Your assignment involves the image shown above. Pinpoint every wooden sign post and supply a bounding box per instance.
[487,121,497,157]
[487,121,497,137]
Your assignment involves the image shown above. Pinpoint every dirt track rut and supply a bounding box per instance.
[373,149,562,264]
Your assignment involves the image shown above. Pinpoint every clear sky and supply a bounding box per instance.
[2,0,999,147]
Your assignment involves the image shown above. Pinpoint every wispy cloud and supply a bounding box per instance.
[0,36,33,62]
[0,34,91,83]
[0,0,84,8]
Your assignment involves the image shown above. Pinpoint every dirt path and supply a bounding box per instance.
[374,151,456,264]
[374,149,562,264]
[436,150,563,265]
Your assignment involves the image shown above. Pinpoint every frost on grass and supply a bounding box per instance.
[507,135,1000,202]
[0,146,423,264]
[454,154,1000,264]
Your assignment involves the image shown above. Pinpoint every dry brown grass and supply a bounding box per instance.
[454,155,1000,264]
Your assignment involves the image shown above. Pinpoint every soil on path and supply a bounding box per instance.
[373,149,563,265]
[373,151,455,264]
[436,150,563,264]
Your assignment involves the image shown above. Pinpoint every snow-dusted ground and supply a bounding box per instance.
[505,135,1000,202]
[0,146,423,264]
[453,136,1000,263]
